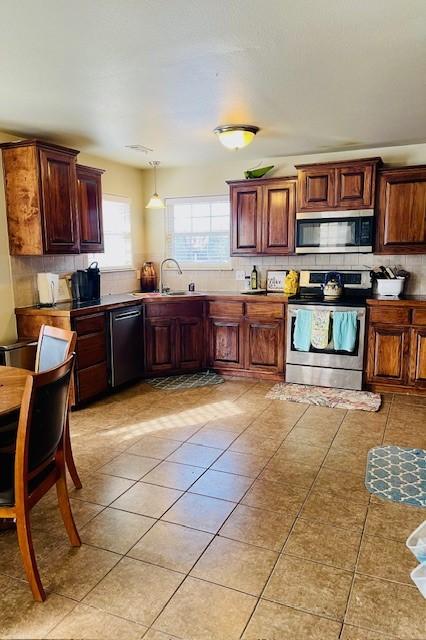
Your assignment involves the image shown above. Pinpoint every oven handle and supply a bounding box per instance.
[288,307,365,319]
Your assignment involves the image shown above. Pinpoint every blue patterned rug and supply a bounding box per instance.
[146,371,225,391]
[365,446,426,508]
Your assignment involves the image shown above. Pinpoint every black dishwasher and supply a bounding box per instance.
[109,305,144,387]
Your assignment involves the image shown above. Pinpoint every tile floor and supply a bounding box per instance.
[0,379,425,639]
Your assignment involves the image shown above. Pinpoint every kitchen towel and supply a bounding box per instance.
[333,310,358,352]
[311,310,331,349]
[293,309,312,352]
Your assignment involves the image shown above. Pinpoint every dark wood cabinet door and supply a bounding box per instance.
[145,318,177,373]
[178,316,204,370]
[230,184,262,255]
[376,166,426,254]
[335,163,374,209]
[209,318,243,369]
[39,147,80,254]
[245,319,284,373]
[261,180,296,254]
[297,167,335,211]
[409,327,426,388]
[366,324,410,385]
[77,164,104,253]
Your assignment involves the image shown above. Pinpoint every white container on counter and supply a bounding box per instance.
[375,277,405,297]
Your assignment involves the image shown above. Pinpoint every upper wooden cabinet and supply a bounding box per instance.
[76,164,105,253]
[295,158,381,212]
[1,139,105,255]
[375,166,426,254]
[228,177,296,256]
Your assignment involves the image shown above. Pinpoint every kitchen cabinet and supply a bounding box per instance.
[0,139,105,255]
[72,312,109,403]
[366,302,426,393]
[296,158,381,212]
[208,299,285,379]
[228,177,296,256]
[375,166,426,254]
[144,300,205,375]
[77,164,105,253]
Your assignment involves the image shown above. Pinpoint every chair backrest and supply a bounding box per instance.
[15,356,75,484]
[35,325,77,373]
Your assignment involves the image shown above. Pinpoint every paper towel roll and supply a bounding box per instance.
[37,273,59,305]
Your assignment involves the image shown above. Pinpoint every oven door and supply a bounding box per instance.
[286,305,366,371]
[295,211,373,253]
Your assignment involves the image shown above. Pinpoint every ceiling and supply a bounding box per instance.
[1,0,425,167]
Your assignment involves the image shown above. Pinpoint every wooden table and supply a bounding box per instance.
[0,365,32,417]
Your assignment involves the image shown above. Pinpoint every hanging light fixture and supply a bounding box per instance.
[213,124,259,150]
[146,160,165,209]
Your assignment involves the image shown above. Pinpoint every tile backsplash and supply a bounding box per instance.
[11,255,141,308]
[154,253,426,295]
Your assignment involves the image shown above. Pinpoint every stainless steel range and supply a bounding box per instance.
[286,270,371,390]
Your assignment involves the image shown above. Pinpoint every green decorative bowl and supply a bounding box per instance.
[244,165,274,179]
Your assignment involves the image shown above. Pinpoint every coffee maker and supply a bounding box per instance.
[71,262,101,301]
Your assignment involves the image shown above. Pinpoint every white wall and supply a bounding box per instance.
[144,143,426,294]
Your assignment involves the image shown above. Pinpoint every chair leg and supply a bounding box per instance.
[15,510,46,602]
[65,415,82,490]
[56,464,81,548]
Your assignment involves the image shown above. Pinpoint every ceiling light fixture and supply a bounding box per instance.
[213,124,259,150]
[146,161,165,209]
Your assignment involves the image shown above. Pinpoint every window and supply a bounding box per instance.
[90,195,133,269]
[166,195,231,268]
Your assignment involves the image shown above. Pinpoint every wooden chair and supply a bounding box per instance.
[35,325,82,490]
[0,356,81,601]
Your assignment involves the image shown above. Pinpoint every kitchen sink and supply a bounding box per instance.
[131,291,189,297]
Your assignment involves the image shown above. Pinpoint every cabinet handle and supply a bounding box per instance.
[114,311,141,321]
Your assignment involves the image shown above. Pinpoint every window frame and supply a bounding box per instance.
[165,194,232,271]
[88,193,134,272]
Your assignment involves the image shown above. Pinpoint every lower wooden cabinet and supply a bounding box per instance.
[72,312,109,404]
[366,324,410,385]
[145,317,177,373]
[409,327,426,388]
[246,320,284,374]
[178,316,204,370]
[209,318,244,369]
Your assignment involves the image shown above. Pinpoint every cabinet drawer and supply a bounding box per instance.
[412,309,426,326]
[208,301,244,317]
[246,302,284,319]
[74,313,105,336]
[76,332,107,369]
[77,361,109,402]
[369,307,411,325]
[145,301,203,319]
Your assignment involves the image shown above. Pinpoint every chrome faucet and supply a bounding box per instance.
[159,258,183,293]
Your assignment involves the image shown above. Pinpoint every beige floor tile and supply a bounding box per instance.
[364,501,426,542]
[264,554,353,621]
[211,450,270,478]
[189,469,253,502]
[357,535,415,584]
[242,479,308,515]
[47,603,147,639]
[188,426,239,448]
[300,491,368,532]
[142,630,180,640]
[84,557,183,626]
[230,432,281,456]
[259,460,318,488]
[0,573,76,640]
[166,443,222,467]
[70,473,135,506]
[41,544,121,601]
[243,599,342,640]
[191,536,277,596]
[127,436,181,460]
[284,426,335,448]
[31,495,104,534]
[128,521,213,572]
[332,430,382,450]
[273,442,328,467]
[111,482,183,518]
[81,507,155,554]
[154,577,256,640]
[141,461,204,490]
[284,519,362,570]
[219,504,294,551]
[162,492,235,533]
[143,423,203,442]
[346,575,426,639]
[340,625,398,639]
[312,467,370,505]
[324,445,370,476]
[99,454,160,480]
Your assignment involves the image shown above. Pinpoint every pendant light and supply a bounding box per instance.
[214,124,259,150]
[146,160,165,209]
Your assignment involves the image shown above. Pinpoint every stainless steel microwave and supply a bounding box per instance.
[295,209,374,254]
